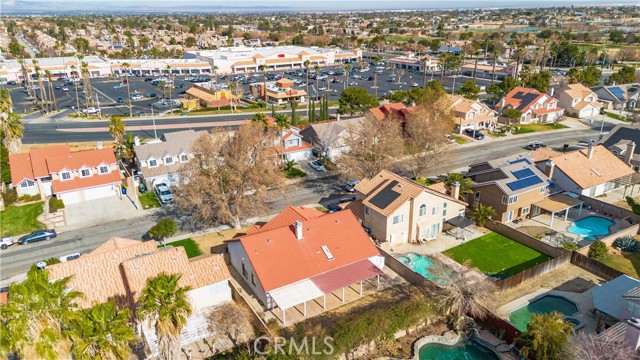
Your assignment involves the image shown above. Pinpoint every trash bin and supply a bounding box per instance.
[182,111,187,116]
[139,183,147,194]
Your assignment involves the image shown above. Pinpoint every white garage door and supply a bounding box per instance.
[59,191,81,204]
[287,150,311,162]
[83,185,116,201]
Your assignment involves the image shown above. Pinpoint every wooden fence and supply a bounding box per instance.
[495,252,572,290]
[570,251,625,281]
[485,221,568,258]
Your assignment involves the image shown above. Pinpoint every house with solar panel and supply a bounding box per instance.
[497,86,564,124]
[224,206,386,325]
[467,154,560,223]
[592,84,640,110]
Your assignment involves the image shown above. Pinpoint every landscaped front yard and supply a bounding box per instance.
[443,232,552,278]
[0,202,45,237]
[512,123,569,134]
[162,238,203,258]
[138,192,161,209]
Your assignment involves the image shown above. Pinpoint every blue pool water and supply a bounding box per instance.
[397,253,453,284]
[419,340,499,360]
[508,295,578,332]
[567,216,614,241]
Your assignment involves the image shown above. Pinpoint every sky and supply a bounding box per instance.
[1,0,637,13]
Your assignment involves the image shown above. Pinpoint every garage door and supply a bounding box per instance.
[83,185,116,201]
[59,191,82,204]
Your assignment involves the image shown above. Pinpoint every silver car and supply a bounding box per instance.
[154,183,174,204]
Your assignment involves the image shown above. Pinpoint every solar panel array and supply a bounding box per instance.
[609,86,626,101]
[506,174,543,191]
[516,93,540,111]
[369,180,401,209]
[512,168,535,179]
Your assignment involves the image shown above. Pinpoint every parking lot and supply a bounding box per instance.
[8,61,495,118]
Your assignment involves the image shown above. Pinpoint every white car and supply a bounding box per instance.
[318,86,327,91]
[82,107,100,115]
[62,86,69,91]
[348,81,357,86]
[0,236,14,250]
[411,82,420,87]
[131,93,143,100]
[309,160,326,172]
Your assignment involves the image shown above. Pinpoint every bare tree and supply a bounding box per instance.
[312,121,346,158]
[565,332,640,360]
[339,115,404,179]
[403,98,455,179]
[208,302,255,351]
[175,122,284,229]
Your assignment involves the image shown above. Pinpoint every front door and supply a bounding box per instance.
[506,210,514,223]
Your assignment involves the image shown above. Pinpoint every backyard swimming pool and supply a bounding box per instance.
[418,340,499,360]
[567,216,614,241]
[396,253,452,284]
[508,295,579,332]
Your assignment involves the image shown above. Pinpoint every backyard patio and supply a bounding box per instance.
[384,219,487,255]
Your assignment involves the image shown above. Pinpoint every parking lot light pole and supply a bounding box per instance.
[151,106,158,139]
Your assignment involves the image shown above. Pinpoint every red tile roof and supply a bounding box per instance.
[46,148,117,173]
[226,211,380,292]
[51,170,122,193]
[247,206,324,234]
[9,145,70,184]
[501,86,559,114]
[310,259,383,294]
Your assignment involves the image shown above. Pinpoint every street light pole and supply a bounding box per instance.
[151,106,157,139]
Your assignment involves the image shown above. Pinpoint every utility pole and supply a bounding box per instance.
[151,106,158,139]
[96,93,102,119]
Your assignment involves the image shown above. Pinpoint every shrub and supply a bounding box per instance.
[588,240,608,260]
[148,217,178,240]
[1,188,18,206]
[562,241,579,251]
[613,236,640,252]
[49,197,65,213]
[284,167,306,179]
[17,194,41,203]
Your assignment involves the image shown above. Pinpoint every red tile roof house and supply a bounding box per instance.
[496,86,565,124]
[9,144,122,204]
[225,206,385,325]
[46,237,232,357]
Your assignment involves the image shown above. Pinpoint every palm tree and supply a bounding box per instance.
[33,60,48,113]
[18,59,33,98]
[44,70,57,112]
[260,64,267,102]
[121,62,132,117]
[212,65,219,80]
[444,172,473,200]
[490,50,500,84]
[68,300,136,360]
[166,65,174,114]
[373,56,382,97]
[472,204,496,227]
[471,49,482,81]
[0,89,24,153]
[0,266,81,360]
[344,64,352,89]
[304,59,311,99]
[137,273,193,360]
[251,112,269,129]
[109,115,126,143]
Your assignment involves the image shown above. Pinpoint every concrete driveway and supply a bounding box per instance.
[62,195,143,231]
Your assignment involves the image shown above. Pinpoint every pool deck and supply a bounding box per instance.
[383,226,487,255]
[496,288,599,334]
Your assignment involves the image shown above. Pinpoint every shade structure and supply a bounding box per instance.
[533,194,583,213]
[269,279,324,311]
[310,259,383,294]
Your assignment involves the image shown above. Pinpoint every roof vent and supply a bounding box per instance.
[335,219,341,224]
[591,168,602,177]
[266,238,272,243]
[321,245,334,261]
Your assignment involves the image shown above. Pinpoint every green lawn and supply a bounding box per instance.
[513,123,569,134]
[139,192,161,209]
[284,167,306,179]
[0,202,45,237]
[604,111,628,121]
[443,232,552,278]
[162,238,203,258]
[451,135,470,144]
[600,252,640,279]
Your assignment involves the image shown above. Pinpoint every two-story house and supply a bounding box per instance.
[352,170,467,244]
[300,118,362,159]
[448,95,498,133]
[555,83,603,118]
[9,144,121,204]
[497,86,564,123]
[592,84,640,110]
[133,129,206,187]
[467,155,554,223]
[276,126,313,162]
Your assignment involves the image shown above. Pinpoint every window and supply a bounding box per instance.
[539,186,546,194]
[148,159,158,167]
[365,206,370,215]
[443,203,447,208]
[80,168,90,177]
[626,301,640,316]
[180,154,189,162]
[522,207,530,215]
[21,179,35,188]
[61,171,72,180]
[419,204,427,216]
[474,191,481,200]
[502,195,518,204]
[99,165,109,174]
[164,156,173,165]
[251,273,256,286]
[442,209,447,217]
[432,206,437,215]
[241,263,247,278]
[392,214,403,224]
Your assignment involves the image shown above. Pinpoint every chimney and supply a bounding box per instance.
[96,141,103,149]
[624,318,640,351]
[550,87,555,97]
[134,136,140,146]
[587,145,595,160]
[294,220,303,240]
[452,181,460,200]
[625,141,636,165]
[544,160,555,179]
[499,98,506,114]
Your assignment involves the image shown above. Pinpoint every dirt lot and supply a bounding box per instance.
[191,226,252,254]
[496,263,606,308]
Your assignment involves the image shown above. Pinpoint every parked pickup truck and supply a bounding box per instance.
[1,236,14,250]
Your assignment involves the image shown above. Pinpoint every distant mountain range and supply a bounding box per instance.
[1,0,638,14]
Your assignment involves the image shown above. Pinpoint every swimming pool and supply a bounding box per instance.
[418,340,499,360]
[567,216,614,241]
[397,253,438,280]
[508,295,578,332]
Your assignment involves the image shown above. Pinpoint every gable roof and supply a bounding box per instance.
[560,83,597,100]
[530,147,562,163]
[468,155,551,196]
[8,145,70,184]
[45,148,117,173]
[226,211,379,292]
[355,170,466,216]
[592,275,640,320]
[134,130,206,161]
[501,86,559,113]
[550,145,634,189]
[602,124,640,158]
[247,206,324,234]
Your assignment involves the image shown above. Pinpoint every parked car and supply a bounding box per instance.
[411,82,420,87]
[18,229,57,245]
[527,141,546,150]
[59,252,81,262]
[154,183,174,204]
[113,84,124,89]
[0,236,14,250]
[116,97,124,103]
[309,160,326,171]
[345,180,359,192]
[339,195,356,203]
[464,128,485,140]
[62,86,69,91]
[82,107,100,115]
[326,202,342,213]
[348,81,357,86]
[7,81,17,85]
[148,92,157,98]
[131,93,143,100]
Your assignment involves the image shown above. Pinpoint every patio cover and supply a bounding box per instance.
[310,259,383,294]
[447,215,474,229]
[269,279,324,310]
[533,194,583,213]
[592,275,640,320]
